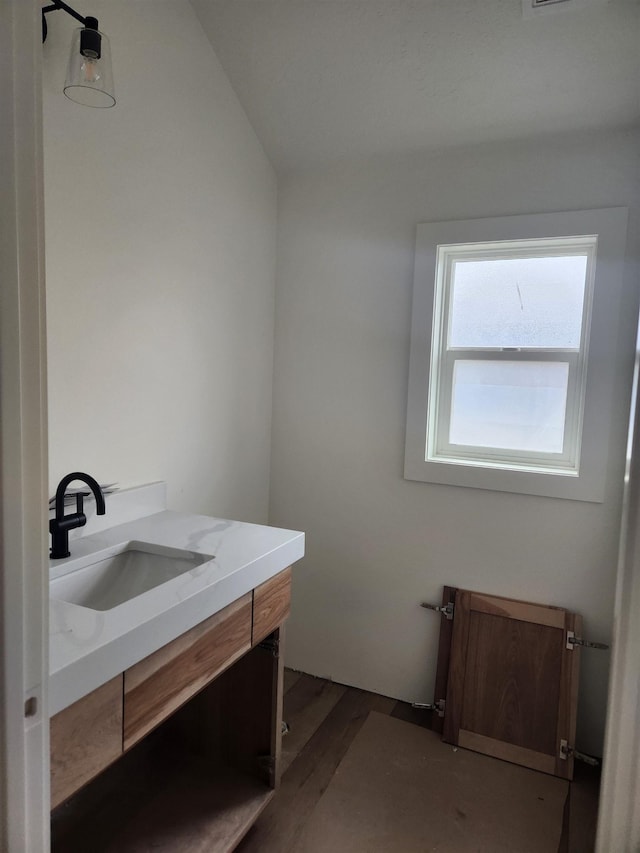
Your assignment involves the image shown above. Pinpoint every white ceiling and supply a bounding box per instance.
[191,0,640,174]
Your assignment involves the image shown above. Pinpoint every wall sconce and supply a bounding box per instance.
[42,1,115,108]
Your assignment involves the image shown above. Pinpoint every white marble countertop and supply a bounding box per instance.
[49,488,304,716]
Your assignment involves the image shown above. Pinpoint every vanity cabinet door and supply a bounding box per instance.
[50,675,123,809]
[123,593,252,750]
[442,589,581,780]
[252,567,292,645]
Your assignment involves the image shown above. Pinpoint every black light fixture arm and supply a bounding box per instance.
[42,0,87,27]
[42,1,99,45]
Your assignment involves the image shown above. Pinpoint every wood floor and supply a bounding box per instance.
[236,670,600,853]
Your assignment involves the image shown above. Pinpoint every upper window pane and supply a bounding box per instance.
[449,255,588,349]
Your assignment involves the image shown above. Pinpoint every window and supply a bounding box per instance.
[404,209,628,502]
[428,238,594,472]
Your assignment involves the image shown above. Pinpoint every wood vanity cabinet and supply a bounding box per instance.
[50,676,123,810]
[50,567,292,852]
[123,593,253,750]
[253,565,291,644]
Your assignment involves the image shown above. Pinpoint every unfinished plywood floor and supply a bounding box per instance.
[294,712,567,852]
[235,671,600,853]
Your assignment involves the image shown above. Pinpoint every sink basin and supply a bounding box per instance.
[50,541,214,611]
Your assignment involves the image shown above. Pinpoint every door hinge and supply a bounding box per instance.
[559,739,600,766]
[259,636,280,657]
[566,630,609,651]
[421,601,454,620]
[411,699,446,717]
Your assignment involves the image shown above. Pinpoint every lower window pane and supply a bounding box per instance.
[449,361,569,454]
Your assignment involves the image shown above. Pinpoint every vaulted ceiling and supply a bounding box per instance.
[191,0,640,174]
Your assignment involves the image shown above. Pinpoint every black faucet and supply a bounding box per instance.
[49,472,106,559]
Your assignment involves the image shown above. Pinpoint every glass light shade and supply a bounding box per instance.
[64,27,115,108]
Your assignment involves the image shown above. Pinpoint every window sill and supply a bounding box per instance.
[404,453,601,502]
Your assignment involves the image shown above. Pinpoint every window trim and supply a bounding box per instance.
[404,208,629,502]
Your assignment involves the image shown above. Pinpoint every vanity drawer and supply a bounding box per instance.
[252,567,292,645]
[123,594,252,750]
[50,675,123,809]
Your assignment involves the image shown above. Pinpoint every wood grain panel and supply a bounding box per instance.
[50,676,123,809]
[458,729,557,775]
[461,610,564,755]
[271,627,285,788]
[431,585,457,735]
[252,568,292,646]
[555,610,581,779]
[444,588,581,780]
[212,627,285,788]
[123,595,252,750]
[443,588,470,744]
[469,592,566,629]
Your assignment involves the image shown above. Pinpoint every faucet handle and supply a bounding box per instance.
[63,490,90,516]
[74,492,86,515]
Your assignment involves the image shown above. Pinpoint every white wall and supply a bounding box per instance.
[43,0,277,522]
[271,128,640,754]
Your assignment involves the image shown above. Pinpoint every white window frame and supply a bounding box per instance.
[404,208,629,502]
[427,236,596,473]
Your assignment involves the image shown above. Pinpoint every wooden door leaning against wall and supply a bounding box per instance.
[428,587,582,781]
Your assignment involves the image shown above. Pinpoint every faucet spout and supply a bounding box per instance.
[50,471,106,559]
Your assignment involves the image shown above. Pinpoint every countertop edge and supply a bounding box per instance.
[49,514,304,717]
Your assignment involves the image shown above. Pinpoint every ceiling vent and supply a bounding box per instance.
[522,0,607,17]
